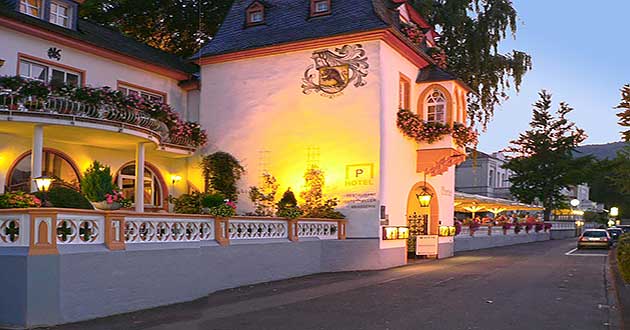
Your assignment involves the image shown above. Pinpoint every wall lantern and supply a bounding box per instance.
[34,176,53,193]
[610,207,619,217]
[34,176,53,206]
[170,175,182,185]
[570,199,580,207]
[416,174,432,208]
[607,219,615,227]
[382,226,410,240]
[0,58,5,68]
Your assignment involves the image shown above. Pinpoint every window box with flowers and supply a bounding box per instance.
[396,109,478,148]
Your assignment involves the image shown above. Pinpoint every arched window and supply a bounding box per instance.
[115,163,165,208]
[7,149,80,192]
[425,89,447,124]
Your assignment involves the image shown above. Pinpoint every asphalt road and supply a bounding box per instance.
[46,239,620,330]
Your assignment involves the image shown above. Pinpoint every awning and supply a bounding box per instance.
[454,191,543,215]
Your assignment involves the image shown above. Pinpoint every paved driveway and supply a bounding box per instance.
[44,239,620,330]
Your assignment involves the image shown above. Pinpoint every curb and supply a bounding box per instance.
[609,247,629,330]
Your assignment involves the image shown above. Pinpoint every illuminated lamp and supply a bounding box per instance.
[171,175,182,185]
[439,225,450,237]
[416,174,432,208]
[448,226,457,236]
[397,227,410,239]
[610,207,619,217]
[34,176,53,206]
[570,199,580,207]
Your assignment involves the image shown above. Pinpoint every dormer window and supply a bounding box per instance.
[49,1,72,28]
[311,0,331,17]
[246,1,265,26]
[19,0,42,18]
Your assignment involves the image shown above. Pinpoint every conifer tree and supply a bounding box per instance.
[503,91,589,220]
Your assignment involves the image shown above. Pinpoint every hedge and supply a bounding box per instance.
[618,233,630,283]
[35,186,94,210]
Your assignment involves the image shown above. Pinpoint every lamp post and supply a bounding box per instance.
[416,174,432,208]
[34,175,53,206]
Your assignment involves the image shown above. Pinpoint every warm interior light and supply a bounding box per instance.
[34,176,53,193]
[382,227,399,240]
[439,226,450,236]
[397,227,409,239]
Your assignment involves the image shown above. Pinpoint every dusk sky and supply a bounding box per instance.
[478,0,630,153]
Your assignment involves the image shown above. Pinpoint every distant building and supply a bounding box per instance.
[455,150,513,200]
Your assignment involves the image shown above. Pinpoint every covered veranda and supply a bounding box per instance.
[454,191,543,219]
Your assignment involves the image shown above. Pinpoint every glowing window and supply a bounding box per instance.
[116,163,163,208]
[8,150,80,192]
[19,0,42,18]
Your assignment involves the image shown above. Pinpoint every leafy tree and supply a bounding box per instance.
[79,0,233,58]
[585,157,630,219]
[201,151,244,201]
[411,0,532,127]
[300,167,344,219]
[503,91,589,220]
[617,84,630,142]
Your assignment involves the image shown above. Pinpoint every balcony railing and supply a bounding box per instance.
[0,92,196,149]
[0,209,347,253]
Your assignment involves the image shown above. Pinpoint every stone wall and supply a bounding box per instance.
[0,239,404,329]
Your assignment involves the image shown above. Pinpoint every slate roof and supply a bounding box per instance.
[417,64,473,92]
[196,0,403,58]
[0,3,196,75]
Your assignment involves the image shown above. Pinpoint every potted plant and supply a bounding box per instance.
[81,161,124,210]
[502,222,512,235]
[205,200,237,217]
[0,76,25,110]
[20,80,50,110]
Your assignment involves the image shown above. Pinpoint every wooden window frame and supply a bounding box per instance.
[399,73,411,110]
[310,0,332,17]
[49,0,72,28]
[6,148,82,192]
[17,53,85,86]
[245,1,265,27]
[117,80,167,103]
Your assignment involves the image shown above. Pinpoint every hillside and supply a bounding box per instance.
[574,141,629,160]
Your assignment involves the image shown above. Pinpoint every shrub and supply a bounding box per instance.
[302,198,345,219]
[81,161,115,202]
[171,192,203,214]
[277,206,303,219]
[277,188,298,212]
[201,152,244,201]
[200,193,226,209]
[248,172,278,216]
[618,233,630,283]
[0,192,41,208]
[34,186,92,209]
[300,167,345,219]
[205,201,236,217]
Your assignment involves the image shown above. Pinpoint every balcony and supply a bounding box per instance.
[0,81,205,153]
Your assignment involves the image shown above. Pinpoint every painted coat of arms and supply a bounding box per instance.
[302,44,369,97]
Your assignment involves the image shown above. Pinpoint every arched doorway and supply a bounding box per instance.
[406,180,439,255]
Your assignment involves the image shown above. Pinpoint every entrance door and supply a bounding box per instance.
[407,211,429,254]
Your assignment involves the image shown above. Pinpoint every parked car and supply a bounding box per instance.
[606,228,624,243]
[615,225,630,234]
[577,229,612,249]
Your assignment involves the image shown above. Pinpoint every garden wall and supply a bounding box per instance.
[454,232,550,252]
[0,238,404,329]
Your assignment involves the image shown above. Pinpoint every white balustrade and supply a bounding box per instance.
[56,214,104,244]
[125,217,214,243]
[297,221,338,240]
[0,214,30,246]
[228,219,288,240]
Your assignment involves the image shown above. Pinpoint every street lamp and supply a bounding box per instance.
[34,176,53,206]
[610,207,619,217]
[570,199,580,207]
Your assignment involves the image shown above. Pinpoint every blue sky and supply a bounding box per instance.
[477,0,630,153]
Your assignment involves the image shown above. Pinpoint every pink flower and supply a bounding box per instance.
[226,201,237,209]
[106,195,113,204]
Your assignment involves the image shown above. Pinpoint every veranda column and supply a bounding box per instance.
[134,142,146,212]
[30,125,44,192]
